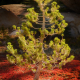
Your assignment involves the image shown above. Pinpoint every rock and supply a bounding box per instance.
[9,29,24,38]
[2,4,79,38]
[0,7,21,28]
[10,12,80,38]
[60,0,80,13]
[0,4,28,16]
[42,13,80,38]
[61,12,80,37]
[0,4,30,22]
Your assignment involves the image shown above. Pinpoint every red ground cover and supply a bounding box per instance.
[0,55,80,80]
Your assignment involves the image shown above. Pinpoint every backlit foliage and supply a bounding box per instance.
[6,0,74,80]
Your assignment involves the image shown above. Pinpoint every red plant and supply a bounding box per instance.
[0,56,80,80]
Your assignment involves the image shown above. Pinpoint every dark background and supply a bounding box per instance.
[0,0,37,5]
[0,0,62,5]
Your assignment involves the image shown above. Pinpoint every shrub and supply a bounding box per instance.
[6,0,74,80]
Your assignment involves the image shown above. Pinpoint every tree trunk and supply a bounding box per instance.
[33,61,42,80]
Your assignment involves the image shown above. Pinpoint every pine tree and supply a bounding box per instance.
[6,0,74,80]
